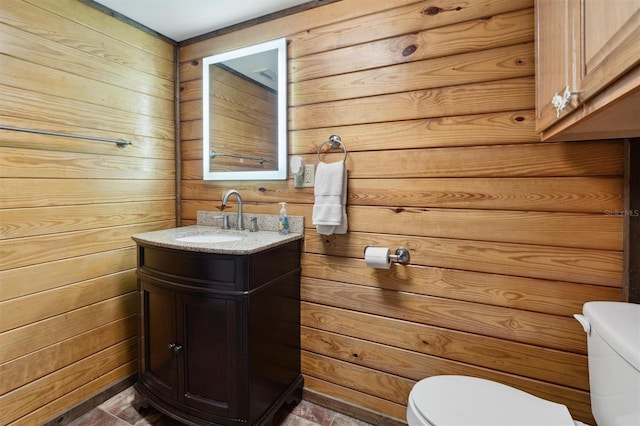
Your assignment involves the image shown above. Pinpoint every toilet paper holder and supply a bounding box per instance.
[364,246,411,265]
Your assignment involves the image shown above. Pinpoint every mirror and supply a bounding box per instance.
[202,38,287,180]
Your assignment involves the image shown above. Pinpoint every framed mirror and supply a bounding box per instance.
[202,38,287,180]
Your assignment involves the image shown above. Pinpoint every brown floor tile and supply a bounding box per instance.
[330,412,374,426]
[68,408,130,426]
[277,412,323,426]
[69,386,371,426]
[289,400,336,426]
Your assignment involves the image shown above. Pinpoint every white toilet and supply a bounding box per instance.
[406,301,640,426]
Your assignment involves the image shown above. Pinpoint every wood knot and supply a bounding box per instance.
[423,6,442,15]
[514,116,525,122]
[395,207,405,213]
[402,44,417,57]
[191,60,199,66]
[422,340,429,346]
[258,187,266,192]
[516,58,525,65]
[352,353,359,358]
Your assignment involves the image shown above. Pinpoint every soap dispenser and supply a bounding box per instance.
[278,202,289,235]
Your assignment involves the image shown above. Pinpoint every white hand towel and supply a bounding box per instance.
[312,161,348,235]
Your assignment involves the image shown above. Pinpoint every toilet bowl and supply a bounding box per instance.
[407,301,640,426]
[407,375,580,426]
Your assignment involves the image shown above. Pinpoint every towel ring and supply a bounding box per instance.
[317,134,348,162]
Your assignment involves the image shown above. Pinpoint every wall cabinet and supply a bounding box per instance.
[134,241,303,425]
[535,0,640,141]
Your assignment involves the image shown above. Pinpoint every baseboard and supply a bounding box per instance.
[302,387,407,426]
[42,375,137,426]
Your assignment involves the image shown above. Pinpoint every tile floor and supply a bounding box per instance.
[68,386,373,426]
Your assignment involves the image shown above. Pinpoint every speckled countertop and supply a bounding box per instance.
[131,211,304,255]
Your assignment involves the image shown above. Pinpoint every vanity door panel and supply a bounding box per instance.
[178,291,242,419]
[140,280,178,401]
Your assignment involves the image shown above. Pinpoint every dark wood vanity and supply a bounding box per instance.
[133,238,303,425]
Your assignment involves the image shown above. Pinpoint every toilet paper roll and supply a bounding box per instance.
[365,246,391,269]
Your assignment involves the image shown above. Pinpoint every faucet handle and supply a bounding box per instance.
[249,216,258,232]
[214,215,230,229]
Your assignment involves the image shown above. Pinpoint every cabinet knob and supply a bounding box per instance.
[168,343,183,353]
[551,86,579,118]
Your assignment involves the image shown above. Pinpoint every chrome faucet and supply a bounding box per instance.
[221,189,244,230]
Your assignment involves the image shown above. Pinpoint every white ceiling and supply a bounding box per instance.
[92,0,313,41]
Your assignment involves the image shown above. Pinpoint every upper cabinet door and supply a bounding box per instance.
[535,0,580,133]
[535,0,640,140]
[580,0,640,101]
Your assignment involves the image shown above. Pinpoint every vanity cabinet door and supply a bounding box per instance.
[139,277,244,421]
[140,281,178,401]
[178,291,241,419]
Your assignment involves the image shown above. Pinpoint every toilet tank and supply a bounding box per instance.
[579,302,640,426]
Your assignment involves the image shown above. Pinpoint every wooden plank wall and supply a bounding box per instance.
[0,0,175,423]
[180,0,624,424]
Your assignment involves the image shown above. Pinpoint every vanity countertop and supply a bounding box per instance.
[133,211,304,254]
[132,225,303,255]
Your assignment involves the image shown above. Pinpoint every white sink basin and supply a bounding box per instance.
[175,234,245,243]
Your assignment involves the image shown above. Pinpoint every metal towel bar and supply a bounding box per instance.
[0,125,132,148]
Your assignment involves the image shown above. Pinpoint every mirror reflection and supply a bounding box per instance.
[202,38,287,180]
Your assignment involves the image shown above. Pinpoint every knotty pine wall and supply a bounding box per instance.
[0,0,175,423]
[180,0,623,424]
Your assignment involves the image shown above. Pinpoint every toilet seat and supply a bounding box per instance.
[408,375,575,426]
